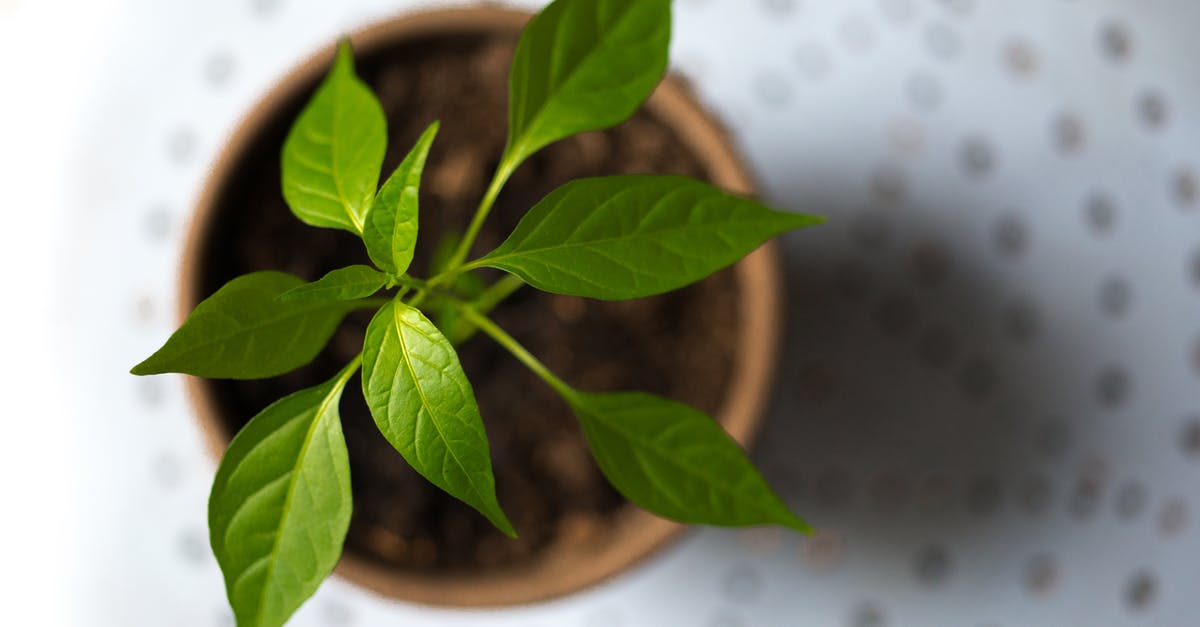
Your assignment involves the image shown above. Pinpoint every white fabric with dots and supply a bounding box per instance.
[50,0,1200,625]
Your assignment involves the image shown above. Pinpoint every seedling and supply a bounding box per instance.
[133,0,821,624]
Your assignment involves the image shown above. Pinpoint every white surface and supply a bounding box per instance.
[3,0,1199,625]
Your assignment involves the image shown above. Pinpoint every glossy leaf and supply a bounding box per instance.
[361,300,515,536]
[363,122,438,274]
[568,390,810,531]
[476,175,823,299]
[505,0,671,167]
[131,271,360,379]
[209,360,357,627]
[278,265,389,303]
[282,40,386,234]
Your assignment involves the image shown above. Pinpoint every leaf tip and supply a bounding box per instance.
[334,38,355,72]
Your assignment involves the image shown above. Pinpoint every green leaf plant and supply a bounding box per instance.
[132,0,823,624]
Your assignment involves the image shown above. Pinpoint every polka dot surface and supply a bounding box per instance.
[62,0,1200,625]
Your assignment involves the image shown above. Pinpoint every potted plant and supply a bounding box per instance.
[133,0,822,624]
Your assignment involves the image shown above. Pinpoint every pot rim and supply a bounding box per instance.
[179,5,783,608]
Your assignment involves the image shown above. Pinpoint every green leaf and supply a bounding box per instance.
[363,122,438,275]
[505,0,671,168]
[475,175,823,299]
[131,271,360,379]
[278,265,389,303]
[361,300,515,536]
[282,40,386,234]
[209,359,357,627]
[568,390,810,532]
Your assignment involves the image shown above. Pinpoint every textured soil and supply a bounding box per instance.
[194,31,740,574]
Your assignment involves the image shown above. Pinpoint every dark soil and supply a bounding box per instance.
[196,31,739,574]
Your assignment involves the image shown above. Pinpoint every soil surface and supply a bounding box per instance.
[196,32,740,574]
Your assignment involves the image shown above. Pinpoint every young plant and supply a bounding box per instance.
[133,0,822,624]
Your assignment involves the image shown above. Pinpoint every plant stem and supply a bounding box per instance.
[335,352,364,385]
[432,154,519,289]
[456,304,576,401]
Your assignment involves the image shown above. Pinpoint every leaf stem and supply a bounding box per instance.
[455,305,576,400]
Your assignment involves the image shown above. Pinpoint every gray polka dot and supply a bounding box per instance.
[913,545,952,585]
[906,72,943,110]
[1035,418,1070,459]
[912,240,951,287]
[875,294,918,338]
[1098,276,1132,318]
[138,377,163,406]
[1084,192,1118,235]
[802,531,845,571]
[1179,415,1200,461]
[179,528,207,565]
[1068,477,1102,521]
[1125,570,1157,611]
[760,0,799,15]
[1024,553,1060,596]
[753,71,792,108]
[322,601,354,625]
[889,117,924,155]
[1019,475,1053,515]
[795,43,832,80]
[924,22,962,61]
[136,295,155,324]
[849,601,887,627]
[958,357,997,400]
[1171,168,1197,210]
[145,204,173,241]
[1003,39,1038,78]
[936,0,974,16]
[1094,366,1130,407]
[966,475,1003,516]
[250,0,283,17]
[993,213,1029,257]
[876,0,914,24]
[870,164,907,206]
[1051,112,1086,155]
[1189,247,1200,288]
[152,453,183,489]
[203,51,234,87]
[1136,89,1169,131]
[839,15,876,53]
[1003,300,1040,343]
[1159,498,1189,537]
[167,127,197,165]
[919,324,959,369]
[960,136,996,178]
[723,565,763,601]
[1099,20,1133,63]
[584,609,623,627]
[1113,481,1147,520]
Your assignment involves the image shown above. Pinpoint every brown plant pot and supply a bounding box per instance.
[180,6,783,608]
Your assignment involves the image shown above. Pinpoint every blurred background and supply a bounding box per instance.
[2,0,1199,625]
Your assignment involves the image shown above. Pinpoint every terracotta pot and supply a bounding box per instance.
[180,6,783,608]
